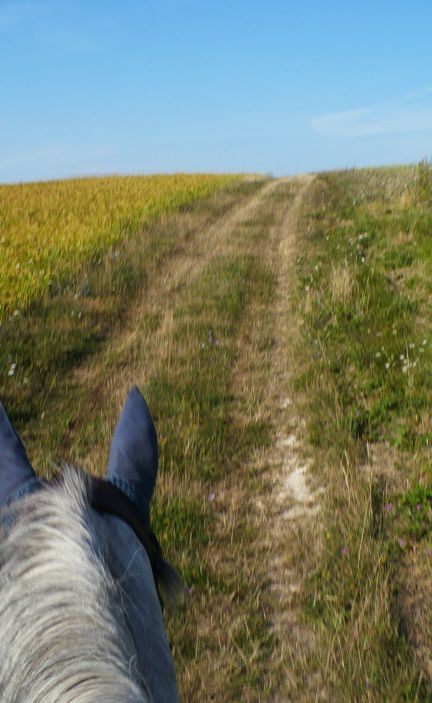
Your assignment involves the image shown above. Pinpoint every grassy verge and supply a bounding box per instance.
[295,165,432,701]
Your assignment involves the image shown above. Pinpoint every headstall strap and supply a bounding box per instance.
[89,477,165,608]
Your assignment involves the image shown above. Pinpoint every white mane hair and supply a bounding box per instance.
[0,467,150,703]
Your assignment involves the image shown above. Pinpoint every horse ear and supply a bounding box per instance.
[0,402,36,509]
[106,386,158,504]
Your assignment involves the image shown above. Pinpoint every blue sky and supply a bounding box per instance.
[1,0,432,183]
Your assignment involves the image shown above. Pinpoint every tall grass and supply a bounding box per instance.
[414,159,432,206]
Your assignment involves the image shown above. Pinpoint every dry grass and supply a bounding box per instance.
[400,545,432,682]
[330,263,357,307]
[223,176,327,702]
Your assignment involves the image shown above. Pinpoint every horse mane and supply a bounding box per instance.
[0,467,150,703]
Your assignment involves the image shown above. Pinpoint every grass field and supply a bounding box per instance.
[1,166,432,701]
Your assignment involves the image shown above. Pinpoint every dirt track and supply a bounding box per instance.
[55,176,325,700]
[263,176,326,702]
[236,175,326,701]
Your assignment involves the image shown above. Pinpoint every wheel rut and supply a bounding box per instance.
[252,175,327,702]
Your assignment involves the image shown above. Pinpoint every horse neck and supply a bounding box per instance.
[91,509,179,703]
[0,470,150,703]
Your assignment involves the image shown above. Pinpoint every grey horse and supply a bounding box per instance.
[0,386,180,703]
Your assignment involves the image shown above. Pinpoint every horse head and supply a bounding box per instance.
[0,387,181,702]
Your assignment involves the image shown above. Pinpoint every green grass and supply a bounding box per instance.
[296,165,432,701]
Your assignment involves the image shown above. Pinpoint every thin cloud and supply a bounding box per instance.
[312,87,432,139]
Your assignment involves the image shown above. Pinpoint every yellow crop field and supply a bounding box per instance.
[0,174,239,319]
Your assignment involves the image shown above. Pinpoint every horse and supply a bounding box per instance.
[0,386,181,702]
